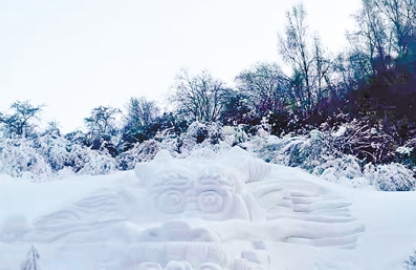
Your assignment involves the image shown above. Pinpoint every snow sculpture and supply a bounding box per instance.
[134,152,250,222]
[22,147,365,270]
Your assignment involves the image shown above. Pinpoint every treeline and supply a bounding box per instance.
[1,0,415,175]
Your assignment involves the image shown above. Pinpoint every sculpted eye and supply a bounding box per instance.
[155,190,186,214]
[197,191,224,213]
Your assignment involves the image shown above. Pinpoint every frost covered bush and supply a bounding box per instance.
[159,137,183,156]
[61,138,117,176]
[153,126,183,155]
[366,163,416,191]
[32,134,70,172]
[0,131,121,178]
[153,122,238,157]
[319,155,364,184]
[20,245,43,270]
[40,129,117,175]
[185,121,209,144]
[184,122,225,145]
[255,129,339,173]
[404,249,416,270]
[54,142,116,176]
[398,138,416,170]
[77,149,117,175]
[206,122,222,144]
[234,124,248,144]
[62,144,90,173]
[0,139,52,178]
[176,122,223,155]
[221,125,248,146]
[396,145,416,173]
[64,130,91,147]
[330,119,397,164]
[116,139,160,170]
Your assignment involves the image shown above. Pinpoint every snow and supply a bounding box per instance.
[332,126,347,137]
[0,147,415,270]
[397,146,414,156]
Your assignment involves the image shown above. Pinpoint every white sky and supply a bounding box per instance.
[0,0,361,134]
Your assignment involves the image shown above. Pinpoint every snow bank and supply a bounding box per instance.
[0,147,373,270]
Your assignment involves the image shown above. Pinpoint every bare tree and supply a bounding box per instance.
[346,0,416,78]
[278,3,336,115]
[347,0,388,78]
[279,3,313,112]
[170,69,228,122]
[312,34,338,101]
[343,0,416,131]
[235,62,290,117]
[373,0,416,56]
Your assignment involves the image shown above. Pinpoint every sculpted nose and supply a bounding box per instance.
[185,188,197,198]
[182,210,200,218]
[184,189,198,212]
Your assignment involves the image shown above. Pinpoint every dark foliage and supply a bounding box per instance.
[404,249,416,270]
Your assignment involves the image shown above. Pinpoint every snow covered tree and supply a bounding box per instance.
[219,89,252,125]
[42,121,61,138]
[84,106,121,155]
[84,106,121,137]
[116,139,160,170]
[0,138,52,178]
[121,97,160,145]
[0,100,43,138]
[125,97,159,128]
[20,245,43,270]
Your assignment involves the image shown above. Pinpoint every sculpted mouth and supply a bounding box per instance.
[122,220,230,269]
[137,220,221,242]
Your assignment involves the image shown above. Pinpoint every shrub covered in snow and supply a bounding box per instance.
[330,119,397,164]
[398,138,416,171]
[174,122,224,155]
[116,139,160,170]
[32,133,70,172]
[20,245,43,270]
[319,155,365,187]
[221,125,248,146]
[404,249,416,270]
[76,149,117,175]
[0,131,120,178]
[0,114,415,192]
[185,121,209,144]
[248,129,416,191]
[254,129,340,173]
[0,139,52,179]
[64,130,91,147]
[366,163,416,191]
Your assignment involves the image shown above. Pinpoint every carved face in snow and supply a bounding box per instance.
[134,151,251,221]
[23,147,365,270]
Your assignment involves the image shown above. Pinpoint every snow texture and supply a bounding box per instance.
[0,147,372,270]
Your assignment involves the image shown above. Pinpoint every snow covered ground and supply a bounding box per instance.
[0,147,415,270]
